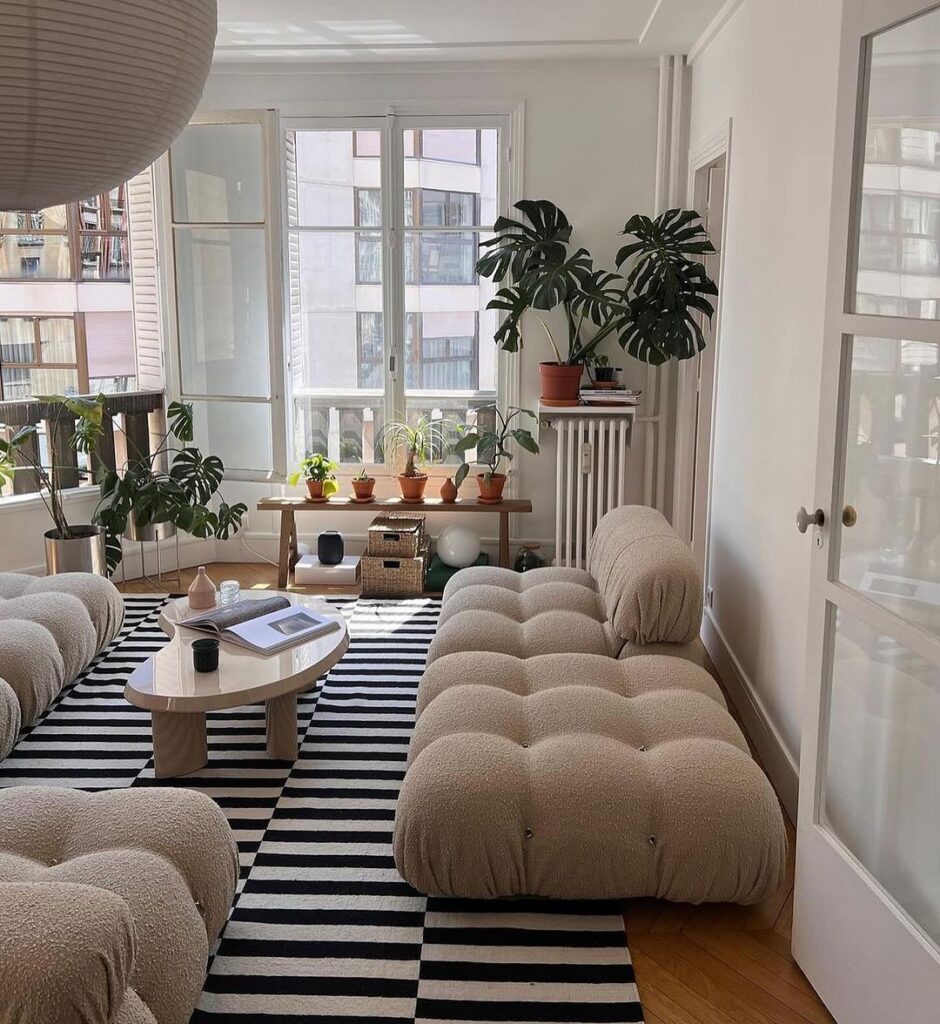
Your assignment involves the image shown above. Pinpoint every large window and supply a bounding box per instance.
[0,186,130,282]
[287,120,505,467]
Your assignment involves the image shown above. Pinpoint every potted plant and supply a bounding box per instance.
[380,416,454,502]
[351,466,375,501]
[587,354,619,388]
[475,200,718,405]
[0,393,110,574]
[452,405,539,504]
[289,453,339,501]
[93,400,247,574]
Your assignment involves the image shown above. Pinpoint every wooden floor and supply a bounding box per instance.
[122,561,834,1024]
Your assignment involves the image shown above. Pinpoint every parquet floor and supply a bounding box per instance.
[121,561,835,1024]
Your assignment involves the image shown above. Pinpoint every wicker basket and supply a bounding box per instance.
[366,513,426,558]
[361,538,430,598]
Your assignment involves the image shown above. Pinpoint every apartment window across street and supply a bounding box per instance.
[287,120,506,467]
[0,186,130,282]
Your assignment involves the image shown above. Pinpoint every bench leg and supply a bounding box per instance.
[277,510,294,588]
[499,511,510,568]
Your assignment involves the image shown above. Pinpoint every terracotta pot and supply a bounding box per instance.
[352,477,375,500]
[539,361,583,406]
[306,479,325,500]
[476,472,507,503]
[398,473,428,502]
[440,477,458,503]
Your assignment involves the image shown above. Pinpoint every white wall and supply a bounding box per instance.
[198,58,661,559]
[689,0,843,796]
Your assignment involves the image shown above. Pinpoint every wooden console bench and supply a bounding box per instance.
[257,496,534,587]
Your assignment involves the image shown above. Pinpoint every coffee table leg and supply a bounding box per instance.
[152,710,208,778]
[277,510,294,588]
[266,692,299,760]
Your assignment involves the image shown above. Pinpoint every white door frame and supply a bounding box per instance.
[793,3,940,1021]
[673,118,732,581]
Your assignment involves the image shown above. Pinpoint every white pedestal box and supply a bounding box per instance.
[294,554,361,586]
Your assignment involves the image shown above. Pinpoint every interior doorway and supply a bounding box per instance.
[673,127,729,578]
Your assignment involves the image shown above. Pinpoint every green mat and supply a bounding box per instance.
[426,553,489,592]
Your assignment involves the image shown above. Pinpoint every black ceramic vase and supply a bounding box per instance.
[317,530,344,566]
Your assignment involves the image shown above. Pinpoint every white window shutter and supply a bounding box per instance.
[128,165,164,391]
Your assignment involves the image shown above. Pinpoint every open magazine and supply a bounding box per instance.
[180,596,340,654]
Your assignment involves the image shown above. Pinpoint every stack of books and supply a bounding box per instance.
[579,387,642,407]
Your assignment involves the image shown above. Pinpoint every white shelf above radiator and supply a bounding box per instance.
[538,403,638,424]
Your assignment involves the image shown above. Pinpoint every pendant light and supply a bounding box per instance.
[0,0,217,211]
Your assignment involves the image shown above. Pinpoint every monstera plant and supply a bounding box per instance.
[476,199,718,402]
[93,400,247,573]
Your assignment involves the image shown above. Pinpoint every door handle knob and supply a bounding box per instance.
[842,505,858,528]
[796,506,825,534]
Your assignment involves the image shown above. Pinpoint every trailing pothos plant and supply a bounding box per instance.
[476,200,718,366]
[94,401,247,573]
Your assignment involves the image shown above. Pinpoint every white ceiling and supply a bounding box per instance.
[214,0,726,63]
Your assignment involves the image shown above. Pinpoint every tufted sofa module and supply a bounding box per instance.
[0,572,124,761]
[0,786,239,1024]
[394,505,788,903]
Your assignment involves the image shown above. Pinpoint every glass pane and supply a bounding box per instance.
[80,234,130,281]
[0,317,36,363]
[822,604,940,946]
[39,318,76,363]
[0,232,70,279]
[404,128,498,226]
[288,228,383,465]
[109,186,127,232]
[79,196,101,231]
[839,334,940,638]
[293,397,386,465]
[0,207,68,232]
[404,230,479,285]
[289,129,381,227]
[1,366,78,401]
[175,228,270,398]
[171,123,264,223]
[854,11,940,318]
[190,400,272,473]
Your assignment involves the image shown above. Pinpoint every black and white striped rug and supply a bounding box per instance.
[0,594,644,1024]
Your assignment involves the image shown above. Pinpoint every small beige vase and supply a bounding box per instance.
[188,566,217,610]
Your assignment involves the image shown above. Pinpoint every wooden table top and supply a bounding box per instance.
[258,496,533,513]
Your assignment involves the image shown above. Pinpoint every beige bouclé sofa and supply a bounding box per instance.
[0,786,239,1024]
[394,505,787,903]
[0,572,124,760]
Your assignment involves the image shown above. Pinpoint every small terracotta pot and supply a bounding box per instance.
[352,477,375,500]
[539,361,583,405]
[306,479,325,500]
[440,477,458,503]
[476,472,507,503]
[398,473,428,502]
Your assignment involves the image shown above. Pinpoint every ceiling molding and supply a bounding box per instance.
[687,0,747,64]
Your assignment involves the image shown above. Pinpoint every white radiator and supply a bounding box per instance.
[553,416,631,569]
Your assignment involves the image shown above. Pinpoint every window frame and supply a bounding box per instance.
[156,109,288,482]
[282,110,517,477]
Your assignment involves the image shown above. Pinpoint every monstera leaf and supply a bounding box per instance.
[476,199,573,282]
[615,209,717,364]
[487,286,532,352]
[170,448,224,505]
[567,269,628,327]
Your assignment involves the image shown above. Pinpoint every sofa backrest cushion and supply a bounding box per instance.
[588,505,703,645]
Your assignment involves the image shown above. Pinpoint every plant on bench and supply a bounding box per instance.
[453,405,539,504]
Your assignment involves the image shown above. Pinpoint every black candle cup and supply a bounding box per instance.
[192,638,220,673]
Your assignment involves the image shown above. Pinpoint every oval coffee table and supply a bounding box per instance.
[126,590,349,778]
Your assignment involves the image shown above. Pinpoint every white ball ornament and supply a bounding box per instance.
[436,525,481,568]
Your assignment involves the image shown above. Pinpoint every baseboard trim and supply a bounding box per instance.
[701,608,799,822]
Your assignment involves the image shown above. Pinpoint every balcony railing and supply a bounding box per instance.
[0,390,165,498]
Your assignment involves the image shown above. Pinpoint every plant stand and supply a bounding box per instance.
[118,531,182,591]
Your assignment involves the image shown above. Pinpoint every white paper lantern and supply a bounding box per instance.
[437,525,482,569]
[0,0,217,211]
